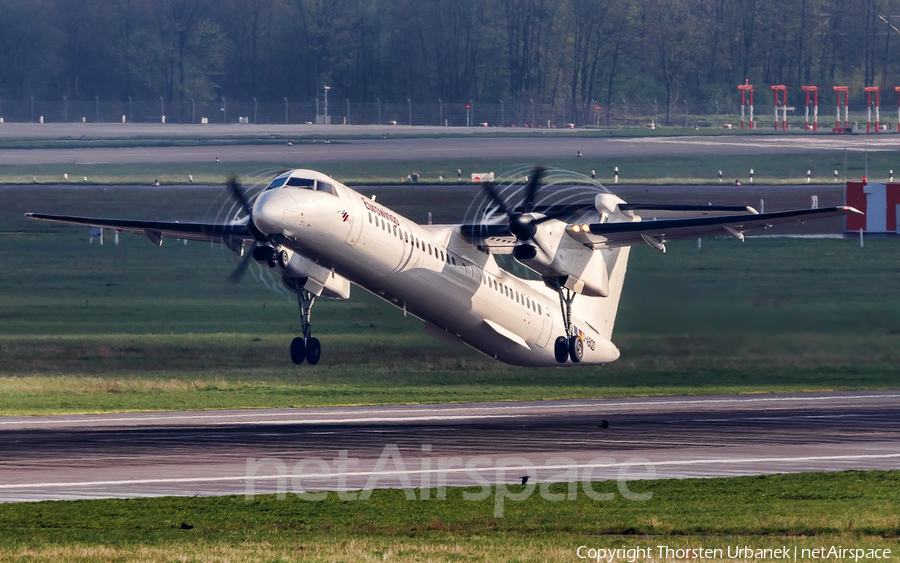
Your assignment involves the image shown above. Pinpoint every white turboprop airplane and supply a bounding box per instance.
[27,168,860,367]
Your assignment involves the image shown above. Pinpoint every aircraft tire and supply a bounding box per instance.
[554,336,569,363]
[568,335,584,363]
[278,249,291,268]
[305,337,322,365]
[290,337,306,365]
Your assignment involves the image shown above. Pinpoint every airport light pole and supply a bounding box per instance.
[284,97,288,124]
[346,98,349,125]
[683,99,688,128]
[159,96,164,123]
[530,98,534,126]
[221,96,226,124]
[407,98,411,126]
[622,97,627,127]
[323,86,330,124]
[715,99,719,128]
[253,97,257,124]
[376,98,381,125]
[500,99,504,127]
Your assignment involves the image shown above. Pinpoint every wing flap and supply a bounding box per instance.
[25,213,253,246]
[568,206,862,249]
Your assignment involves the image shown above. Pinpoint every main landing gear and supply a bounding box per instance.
[290,282,321,365]
[551,279,583,364]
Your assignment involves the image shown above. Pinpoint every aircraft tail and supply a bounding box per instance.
[577,246,631,340]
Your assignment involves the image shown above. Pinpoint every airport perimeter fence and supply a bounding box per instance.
[0,98,892,130]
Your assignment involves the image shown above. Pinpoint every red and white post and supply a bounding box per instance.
[894,87,900,132]
[802,86,818,131]
[864,86,880,133]
[738,80,754,129]
[833,86,849,132]
[770,85,787,130]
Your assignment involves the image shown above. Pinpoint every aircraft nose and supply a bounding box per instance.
[253,190,297,235]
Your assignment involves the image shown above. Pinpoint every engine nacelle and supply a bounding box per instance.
[515,241,609,297]
[277,248,350,299]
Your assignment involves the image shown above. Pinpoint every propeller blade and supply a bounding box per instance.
[480,181,510,215]
[522,166,545,211]
[227,174,253,217]
[227,245,255,283]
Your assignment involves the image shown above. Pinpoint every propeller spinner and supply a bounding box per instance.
[480,167,572,245]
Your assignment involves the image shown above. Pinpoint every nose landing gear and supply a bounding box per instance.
[290,280,321,365]
[552,279,583,364]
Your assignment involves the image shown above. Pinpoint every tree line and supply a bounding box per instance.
[0,0,896,124]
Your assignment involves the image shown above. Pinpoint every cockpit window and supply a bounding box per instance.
[266,173,290,189]
[316,181,334,195]
[286,177,316,188]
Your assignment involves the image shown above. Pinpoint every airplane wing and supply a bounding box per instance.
[619,203,759,219]
[566,206,862,250]
[25,213,254,250]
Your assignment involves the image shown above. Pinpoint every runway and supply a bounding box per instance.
[2,133,900,165]
[1,391,898,502]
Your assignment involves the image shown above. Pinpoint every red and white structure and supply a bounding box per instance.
[846,180,900,233]
[801,86,818,131]
[770,85,787,130]
[895,87,900,132]
[864,86,880,133]
[833,86,849,132]
[737,80,754,129]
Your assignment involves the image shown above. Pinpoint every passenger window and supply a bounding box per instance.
[368,213,372,223]
[428,244,432,255]
[538,304,542,315]
[440,250,444,261]
[405,232,409,242]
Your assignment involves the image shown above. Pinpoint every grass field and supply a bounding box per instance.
[0,471,897,562]
[0,147,893,186]
[0,185,897,415]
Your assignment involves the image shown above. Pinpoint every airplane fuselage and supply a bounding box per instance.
[252,171,621,366]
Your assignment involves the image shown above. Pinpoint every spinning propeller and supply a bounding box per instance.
[480,167,575,247]
[225,175,271,282]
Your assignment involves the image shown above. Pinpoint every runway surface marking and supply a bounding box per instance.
[3,453,899,491]
[3,393,897,427]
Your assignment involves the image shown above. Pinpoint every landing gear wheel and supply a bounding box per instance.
[305,337,321,365]
[568,335,584,363]
[290,337,306,365]
[290,281,320,366]
[278,249,291,268]
[554,336,569,364]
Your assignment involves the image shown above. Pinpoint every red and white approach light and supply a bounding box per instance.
[737,80,754,129]
[833,86,849,132]
[864,86,880,133]
[770,85,787,130]
[801,86,818,131]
